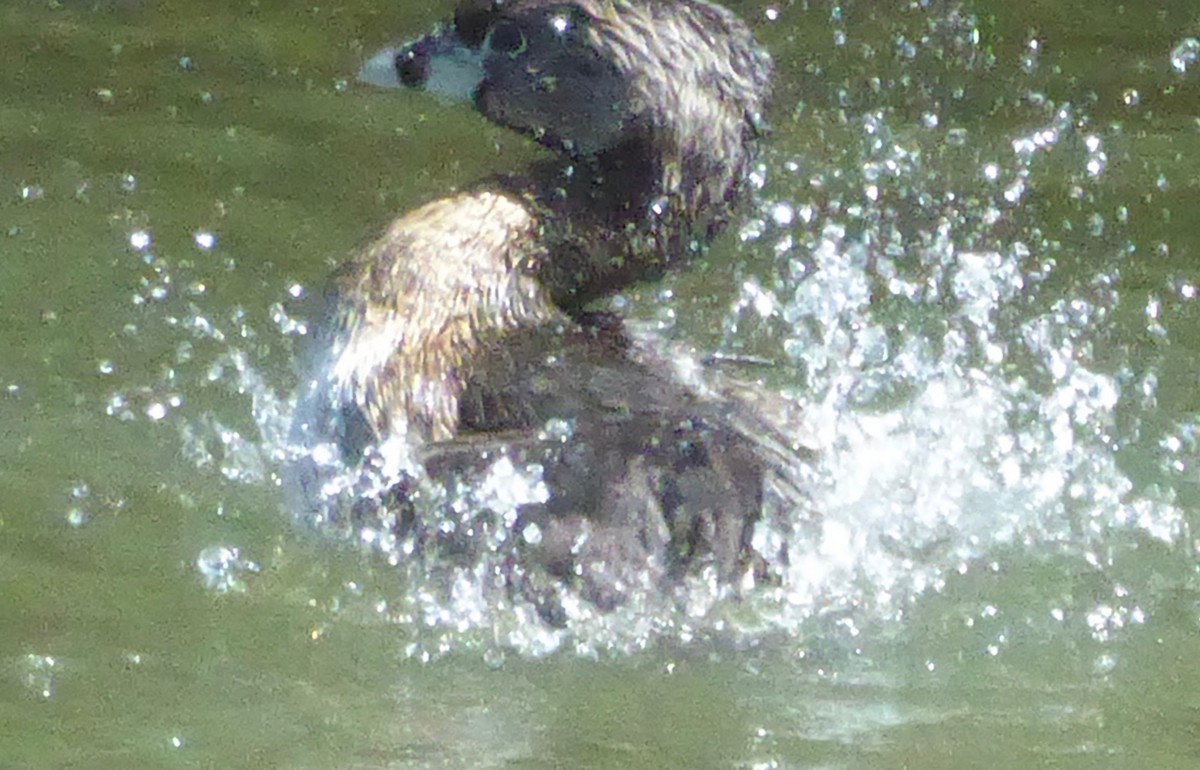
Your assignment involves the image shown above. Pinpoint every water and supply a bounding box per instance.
[3,0,1200,767]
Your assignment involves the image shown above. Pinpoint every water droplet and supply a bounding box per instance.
[18,654,58,699]
[1169,37,1200,74]
[193,230,216,250]
[196,545,260,594]
[129,230,151,251]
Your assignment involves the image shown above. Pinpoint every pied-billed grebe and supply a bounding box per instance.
[289,0,804,618]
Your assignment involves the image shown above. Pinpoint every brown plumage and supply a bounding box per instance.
[327,191,559,444]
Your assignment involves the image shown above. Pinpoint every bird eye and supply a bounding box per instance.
[395,45,431,87]
[488,20,527,56]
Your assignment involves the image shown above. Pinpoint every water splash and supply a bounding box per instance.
[97,1,1188,660]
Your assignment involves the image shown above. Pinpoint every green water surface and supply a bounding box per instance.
[3,0,1200,768]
